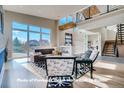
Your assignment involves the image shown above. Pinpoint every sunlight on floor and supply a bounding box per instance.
[12,57,124,88]
[75,73,110,88]
[13,58,30,63]
[94,61,117,70]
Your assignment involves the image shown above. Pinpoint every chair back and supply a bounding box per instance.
[89,51,99,63]
[46,57,75,76]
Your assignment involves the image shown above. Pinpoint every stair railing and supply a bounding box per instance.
[102,41,106,56]
[114,32,119,57]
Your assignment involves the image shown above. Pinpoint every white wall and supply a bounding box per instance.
[88,34,98,48]
[106,30,116,40]
[0,32,5,49]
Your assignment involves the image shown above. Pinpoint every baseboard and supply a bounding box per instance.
[0,63,5,87]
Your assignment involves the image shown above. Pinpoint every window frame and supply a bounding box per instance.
[12,21,52,58]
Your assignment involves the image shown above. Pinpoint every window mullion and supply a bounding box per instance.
[27,25,30,57]
[40,28,42,46]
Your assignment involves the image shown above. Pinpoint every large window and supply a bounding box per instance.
[41,28,51,47]
[12,21,51,58]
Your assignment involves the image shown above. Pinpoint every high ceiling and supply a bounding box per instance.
[3,5,86,20]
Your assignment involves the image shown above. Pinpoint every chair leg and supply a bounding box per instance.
[90,62,93,79]
[92,68,96,71]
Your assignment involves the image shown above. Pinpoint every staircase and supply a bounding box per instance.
[115,24,124,57]
[102,40,115,56]
[102,24,124,57]
[117,24,124,44]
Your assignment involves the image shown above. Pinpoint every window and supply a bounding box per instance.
[29,32,40,55]
[12,30,28,58]
[29,25,40,32]
[67,16,73,23]
[12,21,51,58]
[59,17,66,25]
[12,21,28,30]
[42,28,51,34]
[41,28,51,47]
[59,16,74,25]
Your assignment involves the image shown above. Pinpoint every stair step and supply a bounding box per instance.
[105,48,114,50]
[118,37,124,40]
[118,30,124,32]
[105,51,114,53]
[118,36,124,38]
[118,38,124,40]
[103,54,116,57]
[118,33,124,35]
[118,28,124,29]
[104,52,114,54]
[105,50,114,52]
[103,53,114,55]
[120,27,124,28]
[118,36,124,37]
[118,35,124,36]
[118,34,124,35]
[105,53,114,54]
[118,33,124,34]
[103,52,115,55]
[118,43,124,45]
[103,52,113,53]
[118,38,124,39]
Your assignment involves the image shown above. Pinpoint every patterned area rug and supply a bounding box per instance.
[21,62,91,88]
[20,61,91,79]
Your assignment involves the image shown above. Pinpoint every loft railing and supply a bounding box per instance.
[76,5,124,23]
[58,5,124,30]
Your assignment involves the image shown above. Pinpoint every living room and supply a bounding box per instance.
[0,5,124,88]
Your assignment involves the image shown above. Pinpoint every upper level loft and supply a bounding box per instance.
[58,5,124,31]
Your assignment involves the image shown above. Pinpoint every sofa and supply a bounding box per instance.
[30,48,55,62]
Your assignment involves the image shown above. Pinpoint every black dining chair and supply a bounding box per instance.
[75,50,99,79]
[45,57,76,88]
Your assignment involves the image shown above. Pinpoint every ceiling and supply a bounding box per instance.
[3,5,86,20]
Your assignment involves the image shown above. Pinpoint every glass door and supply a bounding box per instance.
[12,30,28,58]
[12,21,51,58]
